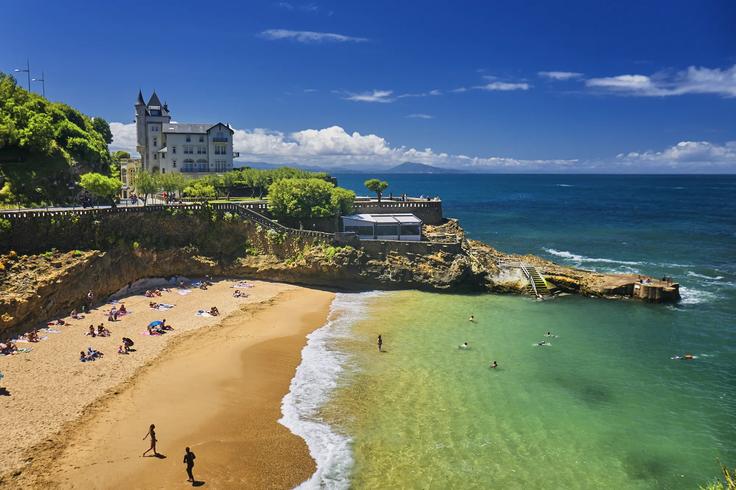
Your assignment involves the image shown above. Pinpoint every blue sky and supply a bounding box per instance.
[2,0,736,172]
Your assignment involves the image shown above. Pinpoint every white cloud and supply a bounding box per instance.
[585,64,736,97]
[406,113,434,119]
[343,89,395,103]
[230,125,576,170]
[259,29,367,43]
[616,141,736,170]
[475,81,530,91]
[109,122,138,156]
[538,71,583,80]
[110,122,736,173]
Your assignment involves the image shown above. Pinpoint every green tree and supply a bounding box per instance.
[91,117,113,145]
[221,170,239,200]
[133,170,159,205]
[268,178,355,222]
[0,72,113,205]
[364,178,389,202]
[79,172,122,206]
[159,172,188,201]
[183,180,216,199]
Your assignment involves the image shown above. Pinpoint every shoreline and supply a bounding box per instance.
[1,279,334,488]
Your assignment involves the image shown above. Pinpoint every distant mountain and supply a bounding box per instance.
[385,162,463,174]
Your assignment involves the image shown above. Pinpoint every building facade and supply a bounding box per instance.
[135,91,237,176]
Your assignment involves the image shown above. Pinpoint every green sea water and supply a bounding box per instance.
[286,175,735,489]
[322,292,734,489]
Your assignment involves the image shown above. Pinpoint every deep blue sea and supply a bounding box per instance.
[285,174,736,489]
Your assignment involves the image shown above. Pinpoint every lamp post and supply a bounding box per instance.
[13,59,31,91]
[32,71,46,98]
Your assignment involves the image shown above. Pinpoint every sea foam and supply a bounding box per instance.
[280,291,384,489]
[544,248,643,267]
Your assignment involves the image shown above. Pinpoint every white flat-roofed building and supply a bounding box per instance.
[342,213,423,241]
[135,91,238,176]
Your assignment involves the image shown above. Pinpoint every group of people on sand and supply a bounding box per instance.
[144,289,166,298]
[107,304,127,322]
[0,341,18,355]
[142,424,198,483]
[80,346,104,362]
[148,319,174,336]
[24,330,41,342]
[118,337,135,354]
[232,290,248,298]
[87,324,111,337]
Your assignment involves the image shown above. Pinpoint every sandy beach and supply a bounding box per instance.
[0,277,334,488]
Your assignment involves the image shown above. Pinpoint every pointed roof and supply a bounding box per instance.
[136,90,145,106]
[147,91,162,107]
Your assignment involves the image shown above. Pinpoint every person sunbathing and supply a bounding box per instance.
[1,342,18,355]
[70,309,84,320]
[149,302,158,309]
[147,325,163,336]
[56,318,66,326]
[199,283,208,290]
[26,330,40,342]
[118,304,127,315]
[209,306,220,316]
[233,290,246,298]
[160,319,174,331]
[80,351,90,362]
[108,307,118,322]
[87,325,97,337]
[97,325,111,337]
[87,346,103,359]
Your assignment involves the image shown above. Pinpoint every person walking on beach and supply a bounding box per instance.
[377,334,383,352]
[183,447,196,482]
[142,424,158,457]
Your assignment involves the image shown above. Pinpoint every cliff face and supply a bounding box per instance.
[0,213,679,339]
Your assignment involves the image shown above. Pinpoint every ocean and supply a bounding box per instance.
[281,174,736,489]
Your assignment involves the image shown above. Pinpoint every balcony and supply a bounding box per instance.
[212,137,228,143]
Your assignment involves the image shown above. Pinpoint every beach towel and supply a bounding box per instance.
[140,331,164,337]
[154,304,175,311]
[42,328,62,334]
[232,281,254,288]
[14,336,48,343]
[176,289,192,296]
[195,310,213,317]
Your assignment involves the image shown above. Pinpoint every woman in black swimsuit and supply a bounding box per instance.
[142,424,158,457]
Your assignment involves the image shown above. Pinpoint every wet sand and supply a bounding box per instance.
[0,280,334,488]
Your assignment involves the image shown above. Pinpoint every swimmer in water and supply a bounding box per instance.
[459,342,470,350]
[536,340,549,347]
[672,353,696,360]
[489,360,498,369]
[468,315,475,323]
[544,332,558,338]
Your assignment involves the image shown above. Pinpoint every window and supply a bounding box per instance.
[376,225,399,236]
[153,137,158,146]
[345,225,374,237]
[172,160,177,168]
[184,145,193,154]
[215,144,227,155]
[151,125,159,132]
[400,225,421,236]
[172,146,176,154]
[153,153,158,160]
[186,135,191,142]
[162,168,166,174]
[199,136,204,142]
[197,146,206,154]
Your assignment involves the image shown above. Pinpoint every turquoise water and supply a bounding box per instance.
[293,175,736,489]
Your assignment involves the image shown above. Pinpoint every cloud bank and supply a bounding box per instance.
[586,64,736,97]
[110,123,736,173]
[259,29,367,43]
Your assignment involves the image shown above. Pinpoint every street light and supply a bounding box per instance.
[13,58,31,91]
[32,71,46,98]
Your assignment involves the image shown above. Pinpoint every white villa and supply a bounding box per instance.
[342,213,423,241]
[135,91,238,176]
